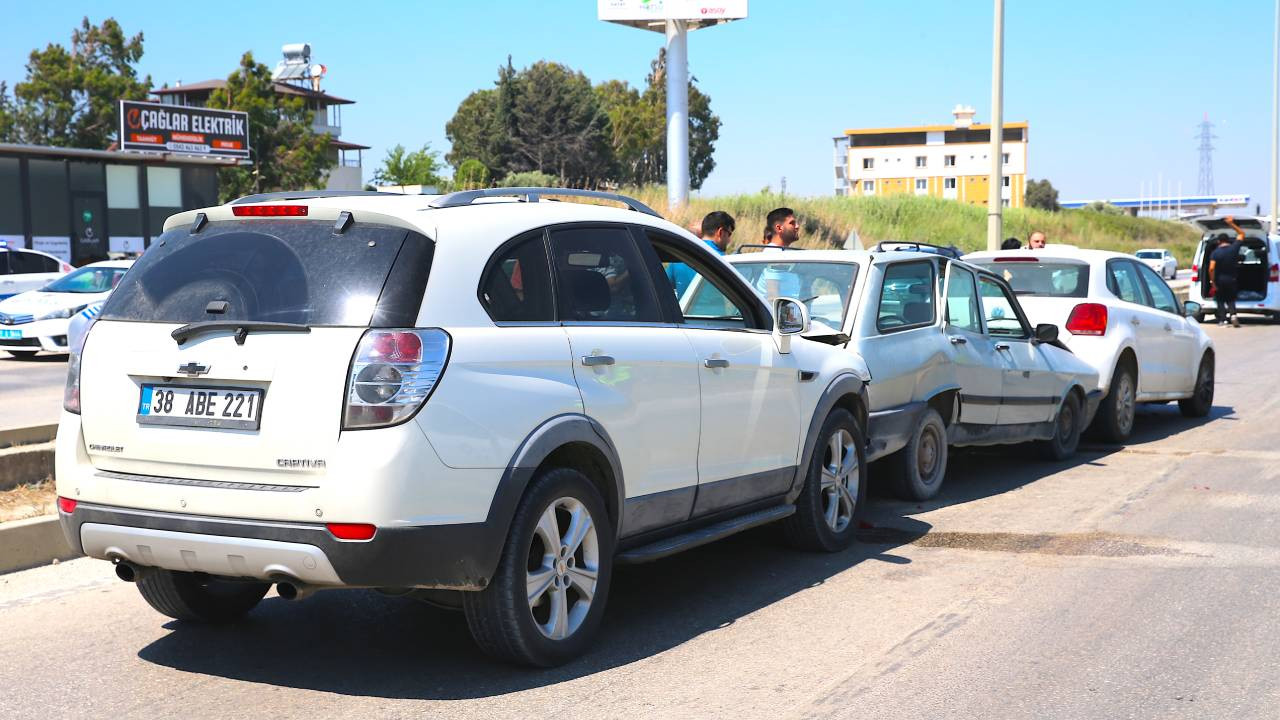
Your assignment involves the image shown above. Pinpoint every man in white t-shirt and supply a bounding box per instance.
[756,207,803,300]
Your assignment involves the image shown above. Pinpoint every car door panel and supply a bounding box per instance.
[943,264,1002,425]
[1136,262,1197,393]
[977,274,1059,425]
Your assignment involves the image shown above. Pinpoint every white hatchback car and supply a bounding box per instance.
[0,245,71,300]
[1135,249,1177,280]
[966,248,1215,443]
[0,260,132,357]
[56,188,872,667]
[1186,215,1279,322]
[717,246,1101,501]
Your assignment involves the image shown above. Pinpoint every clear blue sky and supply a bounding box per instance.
[3,0,1275,211]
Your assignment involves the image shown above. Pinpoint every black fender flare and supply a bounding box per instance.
[788,373,869,502]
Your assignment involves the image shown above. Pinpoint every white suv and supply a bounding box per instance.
[55,189,871,667]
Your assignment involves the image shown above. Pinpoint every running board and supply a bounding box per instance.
[616,504,795,564]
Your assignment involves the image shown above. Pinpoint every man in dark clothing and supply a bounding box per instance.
[1001,237,1022,250]
[1209,218,1246,327]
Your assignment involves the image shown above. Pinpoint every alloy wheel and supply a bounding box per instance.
[1115,373,1135,436]
[526,497,599,641]
[820,428,859,533]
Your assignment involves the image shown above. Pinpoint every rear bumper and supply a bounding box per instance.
[59,501,503,590]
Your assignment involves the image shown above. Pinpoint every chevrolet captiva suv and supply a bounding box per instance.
[56,188,871,666]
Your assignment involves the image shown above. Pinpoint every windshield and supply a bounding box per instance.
[43,266,129,294]
[1135,250,1162,259]
[100,221,417,326]
[970,261,1090,298]
[726,260,859,328]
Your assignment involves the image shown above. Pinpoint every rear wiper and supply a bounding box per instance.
[171,321,311,346]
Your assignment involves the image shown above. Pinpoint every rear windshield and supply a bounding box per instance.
[101,220,416,326]
[970,261,1090,298]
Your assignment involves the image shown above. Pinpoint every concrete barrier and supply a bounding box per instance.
[0,515,76,575]
[0,423,57,450]
[0,442,54,492]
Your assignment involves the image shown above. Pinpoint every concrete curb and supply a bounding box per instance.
[0,515,76,575]
[0,423,57,450]
[0,442,54,492]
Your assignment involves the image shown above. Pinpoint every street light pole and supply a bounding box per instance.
[1271,0,1278,235]
[666,19,690,211]
[987,0,1005,251]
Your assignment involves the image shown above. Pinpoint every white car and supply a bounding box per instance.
[1135,248,1177,280]
[716,246,1101,501]
[966,247,1215,443]
[1186,215,1279,322]
[0,260,132,358]
[1,245,72,300]
[56,188,871,667]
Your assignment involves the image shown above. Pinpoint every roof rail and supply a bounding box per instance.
[872,240,962,258]
[427,187,661,217]
[735,244,803,252]
[230,190,399,205]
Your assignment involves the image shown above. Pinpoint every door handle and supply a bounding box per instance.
[580,354,615,367]
[949,336,968,345]
[1164,324,1173,332]
[1130,317,1141,326]
[703,358,730,369]
[994,343,1011,351]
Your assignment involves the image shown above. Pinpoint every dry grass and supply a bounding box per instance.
[0,479,55,523]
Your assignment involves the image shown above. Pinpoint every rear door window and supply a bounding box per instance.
[101,220,424,327]
[1106,260,1148,305]
[877,260,936,332]
[549,226,661,323]
[944,265,982,332]
[9,250,59,274]
[480,231,555,322]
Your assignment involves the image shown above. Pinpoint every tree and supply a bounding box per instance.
[2,17,151,147]
[372,143,443,187]
[444,88,501,172]
[206,52,332,201]
[453,158,490,190]
[1025,178,1060,212]
[497,170,559,188]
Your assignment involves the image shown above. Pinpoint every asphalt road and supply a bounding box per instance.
[2,320,1278,719]
[0,353,66,429]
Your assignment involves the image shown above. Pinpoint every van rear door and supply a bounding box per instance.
[79,218,431,483]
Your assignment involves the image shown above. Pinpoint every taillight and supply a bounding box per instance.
[1271,264,1279,283]
[1065,303,1108,336]
[343,328,449,429]
[231,205,309,217]
[326,523,376,541]
[63,345,82,414]
[1191,264,1199,282]
[57,496,77,514]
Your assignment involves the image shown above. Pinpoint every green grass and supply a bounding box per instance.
[620,187,1202,264]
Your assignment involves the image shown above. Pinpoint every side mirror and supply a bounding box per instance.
[1183,301,1202,318]
[773,297,810,354]
[1034,323,1059,343]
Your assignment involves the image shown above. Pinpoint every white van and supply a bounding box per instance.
[1187,216,1279,322]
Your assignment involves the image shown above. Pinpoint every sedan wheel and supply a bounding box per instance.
[782,408,866,552]
[1038,393,1082,460]
[525,497,599,641]
[1090,363,1136,443]
[890,408,949,501]
[1178,354,1214,418]
[819,428,859,534]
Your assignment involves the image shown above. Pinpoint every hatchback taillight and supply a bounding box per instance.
[1191,264,1199,282]
[1065,303,1108,336]
[343,328,449,429]
[1271,263,1279,283]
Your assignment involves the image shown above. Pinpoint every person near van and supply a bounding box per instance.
[1028,231,1047,250]
[1001,237,1022,250]
[1209,218,1247,327]
[757,207,802,300]
[665,211,736,298]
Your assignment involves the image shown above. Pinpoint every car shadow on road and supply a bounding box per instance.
[136,515,931,699]
[866,402,1236,520]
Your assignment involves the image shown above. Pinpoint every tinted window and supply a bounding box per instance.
[1136,263,1179,314]
[649,235,751,330]
[549,227,659,323]
[978,276,1028,337]
[480,232,554,322]
[878,261,935,332]
[731,260,858,329]
[9,250,59,274]
[1107,260,1146,304]
[1135,250,1162,259]
[101,221,416,326]
[972,261,1090,298]
[944,266,981,332]
[44,265,128,293]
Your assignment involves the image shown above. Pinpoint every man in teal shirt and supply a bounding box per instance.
[666,211,736,298]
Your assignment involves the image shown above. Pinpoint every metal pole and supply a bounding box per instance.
[1272,0,1279,234]
[665,19,690,210]
[986,0,1005,251]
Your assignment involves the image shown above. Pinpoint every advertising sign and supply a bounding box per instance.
[598,0,747,22]
[119,100,250,160]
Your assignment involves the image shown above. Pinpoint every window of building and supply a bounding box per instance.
[915,156,927,168]
[1002,153,1010,165]
[863,180,875,192]
[862,158,874,169]
[106,165,143,252]
[944,155,956,167]
[915,178,928,191]
[944,178,957,190]
[28,159,69,238]
[480,231,555,322]
[1003,176,1011,187]
[146,166,182,242]
[0,158,22,241]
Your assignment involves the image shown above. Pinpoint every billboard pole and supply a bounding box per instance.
[666,20,690,210]
[1272,0,1278,235]
[987,0,1005,252]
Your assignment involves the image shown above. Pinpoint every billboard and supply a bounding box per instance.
[598,0,747,22]
[119,100,250,160]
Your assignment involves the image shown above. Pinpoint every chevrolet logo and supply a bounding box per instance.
[177,362,210,377]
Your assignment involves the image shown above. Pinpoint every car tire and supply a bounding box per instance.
[1178,353,1214,418]
[887,408,948,501]
[135,569,270,623]
[1038,392,1082,461]
[782,408,866,552]
[1090,362,1137,443]
[5,351,37,359]
[1193,311,1206,324]
[463,467,613,667]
